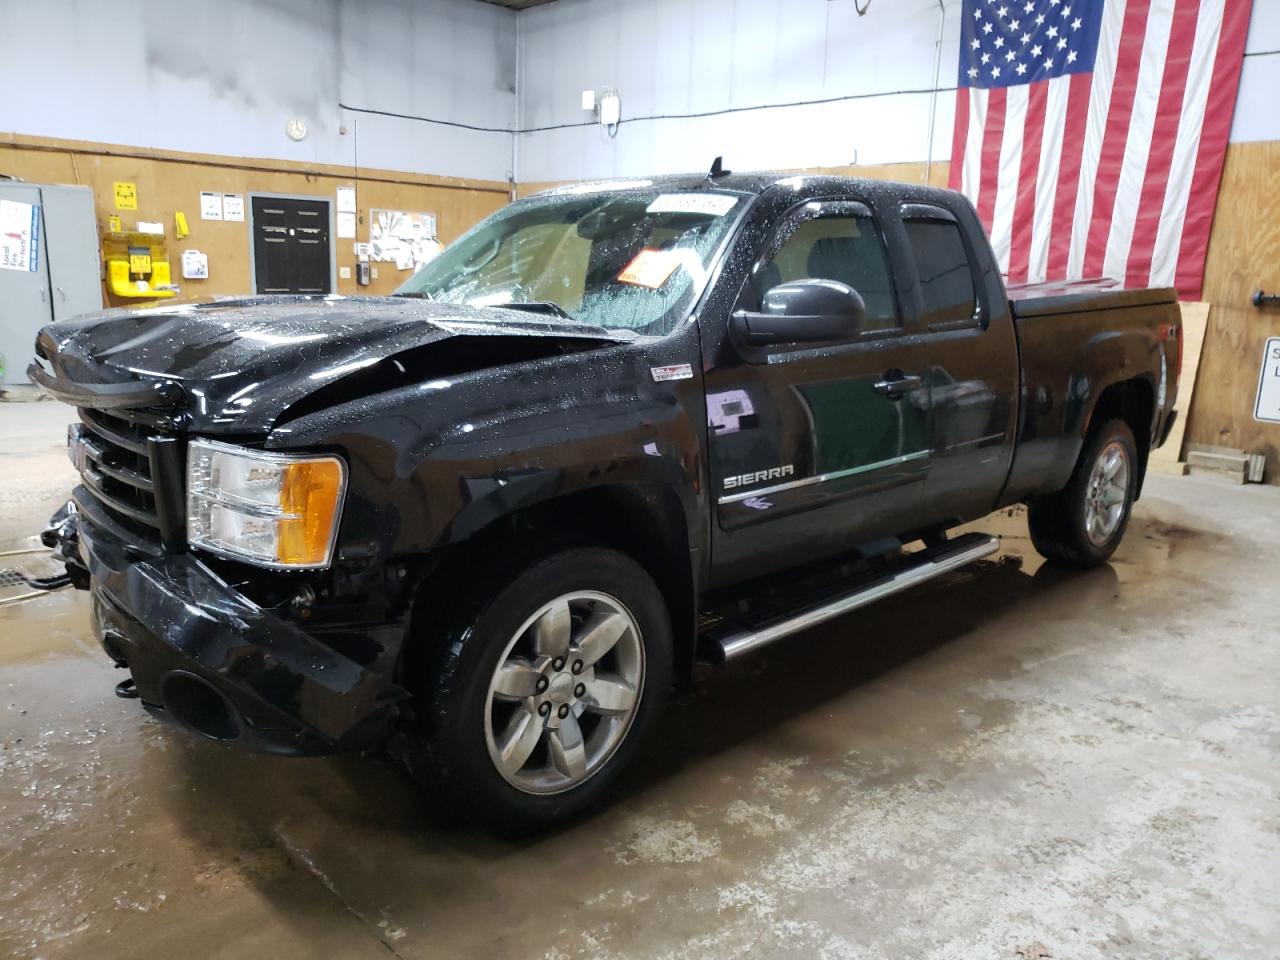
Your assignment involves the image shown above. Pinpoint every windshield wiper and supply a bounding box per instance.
[493,300,578,322]
[392,291,433,300]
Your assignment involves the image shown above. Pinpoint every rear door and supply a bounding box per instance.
[251,196,332,295]
[895,201,1019,522]
[703,198,937,586]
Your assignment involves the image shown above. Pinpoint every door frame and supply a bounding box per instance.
[246,191,337,295]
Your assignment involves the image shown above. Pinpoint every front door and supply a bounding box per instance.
[251,196,332,295]
[703,199,935,587]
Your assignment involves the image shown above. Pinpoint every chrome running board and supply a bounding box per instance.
[705,533,1000,663]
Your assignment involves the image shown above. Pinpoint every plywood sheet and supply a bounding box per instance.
[1152,301,1209,465]
[1184,140,1280,483]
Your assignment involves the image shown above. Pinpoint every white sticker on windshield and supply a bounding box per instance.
[646,194,739,217]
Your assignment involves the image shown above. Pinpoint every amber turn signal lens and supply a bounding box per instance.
[276,459,346,566]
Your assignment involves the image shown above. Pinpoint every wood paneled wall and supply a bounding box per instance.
[0,133,511,302]
[7,131,1276,481]
[1183,140,1280,480]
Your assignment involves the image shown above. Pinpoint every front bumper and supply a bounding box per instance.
[65,497,406,755]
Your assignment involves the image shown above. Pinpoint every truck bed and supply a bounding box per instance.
[1007,279,1178,317]
[999,280,1181,506]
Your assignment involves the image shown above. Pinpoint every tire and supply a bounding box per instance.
[1028,418,1139,568]
[408,547,672,834]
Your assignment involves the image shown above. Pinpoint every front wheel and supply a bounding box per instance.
[1028,418,1139,567]
[410,548,672,833]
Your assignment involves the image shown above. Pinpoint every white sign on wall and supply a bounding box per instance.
[200,192,223,221]
[0,199,40,272]
[181,249,209,280]
[1255,337,1280,424]
[222,194,245,222]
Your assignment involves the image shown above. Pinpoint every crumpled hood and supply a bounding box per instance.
[33,295,627,432]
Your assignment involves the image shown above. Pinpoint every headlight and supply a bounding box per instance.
[187,440,347,569]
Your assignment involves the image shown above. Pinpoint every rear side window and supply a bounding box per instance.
[901,216,977,329]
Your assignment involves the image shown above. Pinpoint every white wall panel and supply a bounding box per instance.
[2,0,1271,185]
[516,0,961,183]
[0,0,516,181]
[1231,3,1280,143]
[516,0,1274,183]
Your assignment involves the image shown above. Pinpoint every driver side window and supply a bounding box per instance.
[756,210,899,333]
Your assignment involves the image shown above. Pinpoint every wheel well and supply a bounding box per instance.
[1087,378,1154,498]
[405,485,698,689]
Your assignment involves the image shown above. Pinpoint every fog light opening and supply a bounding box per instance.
[161,672,241,742]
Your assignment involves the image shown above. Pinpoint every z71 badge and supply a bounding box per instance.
[724,465,795,490]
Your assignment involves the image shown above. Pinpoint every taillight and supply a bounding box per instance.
[1162,321,1183,397]
[1173,321,1183,393]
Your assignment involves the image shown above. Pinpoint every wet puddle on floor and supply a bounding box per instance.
[0,505,1253,959]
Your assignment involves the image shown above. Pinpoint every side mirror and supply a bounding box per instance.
[731,279,868,348]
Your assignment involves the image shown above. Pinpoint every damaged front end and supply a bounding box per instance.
[29,293,630,755]
[40,500,88,590]
[33,355,413,755]
[42,488,408,755]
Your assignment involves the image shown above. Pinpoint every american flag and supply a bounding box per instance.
[948,0,1252,299]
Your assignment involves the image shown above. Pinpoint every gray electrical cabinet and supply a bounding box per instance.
[0,181,102,386]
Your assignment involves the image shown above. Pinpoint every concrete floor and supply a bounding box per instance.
[1,399,1277,960]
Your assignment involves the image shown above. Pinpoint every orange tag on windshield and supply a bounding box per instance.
[618,249,682,289]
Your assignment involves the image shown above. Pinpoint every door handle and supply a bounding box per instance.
[872,373,924,399]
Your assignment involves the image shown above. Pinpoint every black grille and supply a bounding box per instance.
[73,407,182,546]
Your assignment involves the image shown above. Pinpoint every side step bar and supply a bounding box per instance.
[705,533,1000,663]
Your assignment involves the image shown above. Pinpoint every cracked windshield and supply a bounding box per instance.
[395,187,749,336]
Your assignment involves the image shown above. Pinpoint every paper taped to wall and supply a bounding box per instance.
[369,209,439,271]
[0,199,40,273]
[222,194,244,221]
[200,192,223,220]
[113,182,137,211]
[337,186,357,214]
[337,211,356,239]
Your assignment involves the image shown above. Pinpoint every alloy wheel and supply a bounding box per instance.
[1084,440,1130,546]
[483,591,645,795]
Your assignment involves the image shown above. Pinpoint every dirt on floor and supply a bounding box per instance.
[1,400,1277,959]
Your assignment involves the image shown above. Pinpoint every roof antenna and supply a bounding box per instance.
[708,156,730,179]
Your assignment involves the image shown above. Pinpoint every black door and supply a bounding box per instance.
[251,196,332,294]
[702,199,936,587]
[896,202,1019,524]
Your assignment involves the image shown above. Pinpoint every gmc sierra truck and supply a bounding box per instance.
[30,171,1181,830]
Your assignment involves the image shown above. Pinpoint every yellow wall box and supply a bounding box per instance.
[102,230,177,299]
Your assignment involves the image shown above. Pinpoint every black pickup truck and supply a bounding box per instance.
[31,171,1181,830]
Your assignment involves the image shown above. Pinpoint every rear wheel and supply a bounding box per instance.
[1028,419,1138,567]
[409,548,671,833]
